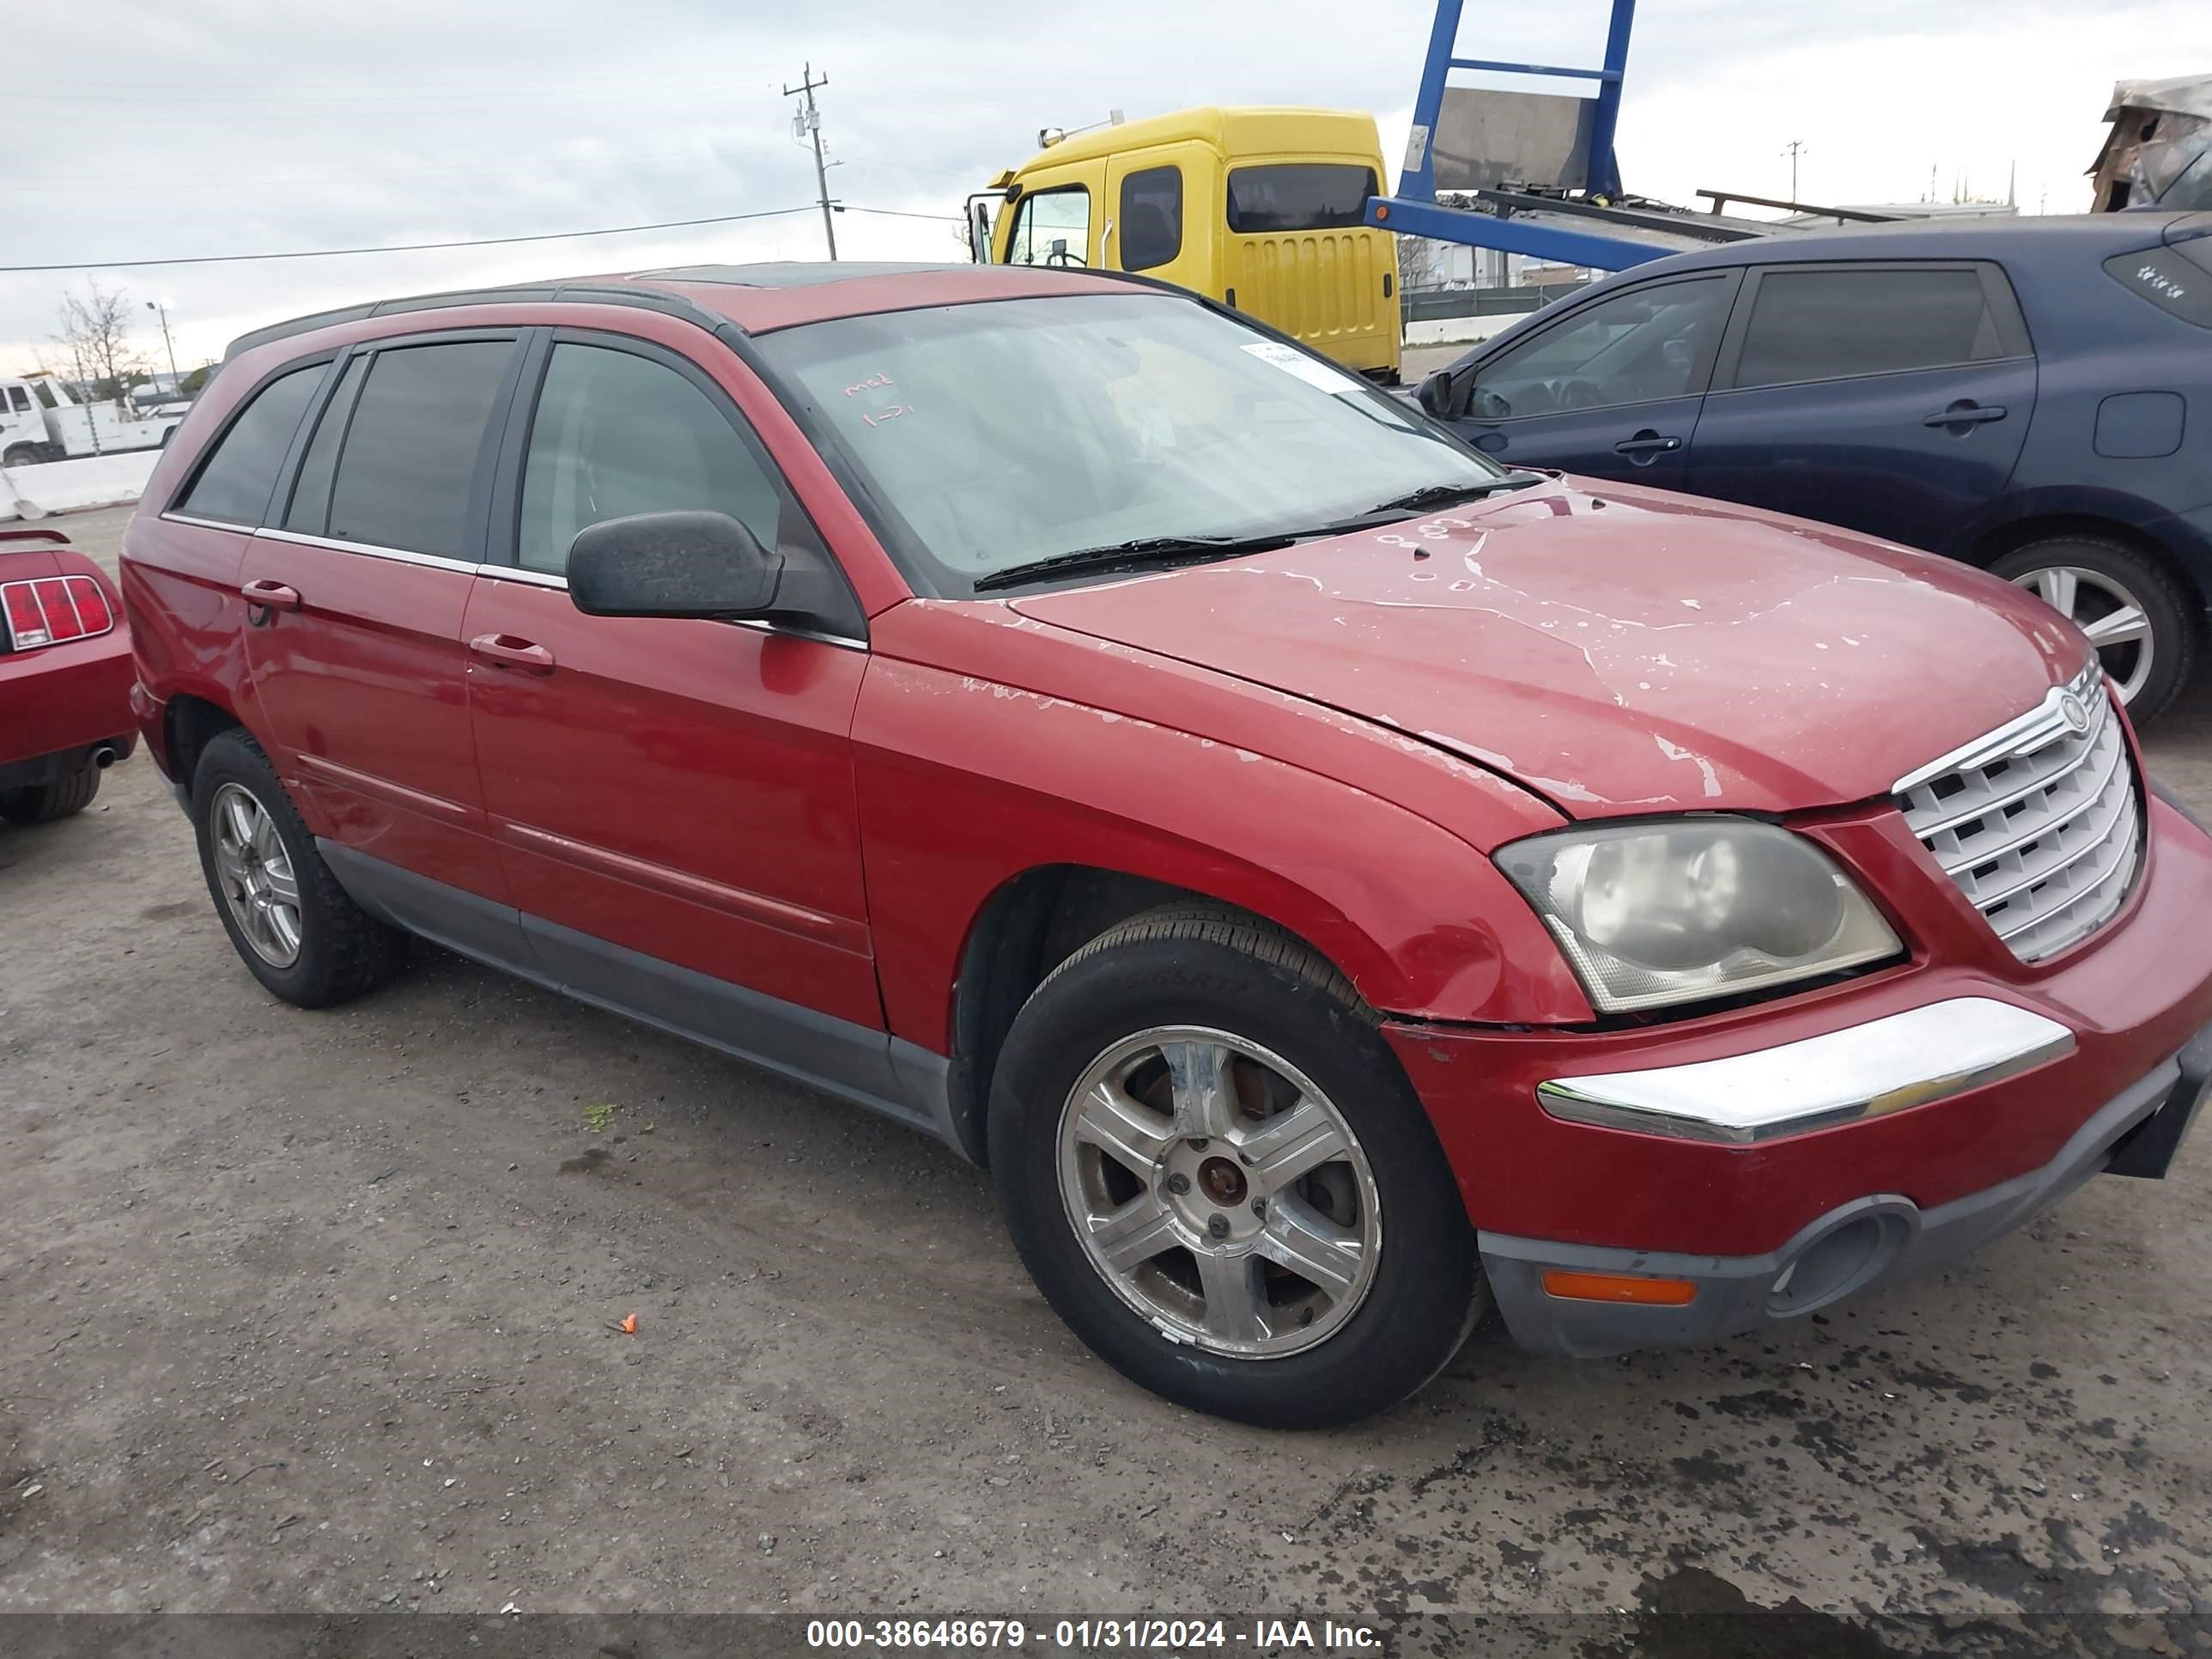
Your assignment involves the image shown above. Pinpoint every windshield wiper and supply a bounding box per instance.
[970,532,1297,592]
[1365,474,1547,514]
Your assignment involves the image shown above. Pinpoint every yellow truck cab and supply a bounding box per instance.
[975,106,1402,382]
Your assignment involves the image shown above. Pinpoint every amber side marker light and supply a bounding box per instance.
[1540,1270,1698,1307]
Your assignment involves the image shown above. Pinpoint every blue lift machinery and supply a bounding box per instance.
[1363,0,1890,270]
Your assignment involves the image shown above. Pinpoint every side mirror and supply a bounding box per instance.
[1417,368,1459,419]
[568,510,784,620]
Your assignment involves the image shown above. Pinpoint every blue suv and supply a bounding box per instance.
[1416,211,2212,719]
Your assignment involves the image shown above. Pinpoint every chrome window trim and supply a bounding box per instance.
[161,512,254,533]
[255,526,481,574]
[232,526,869,651]
[479,563,568,590]
[1892,661,2105,795]
[1535,997,2076,1145]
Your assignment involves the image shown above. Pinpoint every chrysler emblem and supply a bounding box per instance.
[2057,691,2091,734]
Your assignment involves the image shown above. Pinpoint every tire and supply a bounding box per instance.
[1992,536,2194,722]
[191,730,409,1007]
[988,904,1485,1429]
[0,761,100,824]
[3,442,44,469]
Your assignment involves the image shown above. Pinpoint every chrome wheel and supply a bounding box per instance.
[2012,564,2154,706]
[1055,1026,1382,1359]
[210,781,302,968]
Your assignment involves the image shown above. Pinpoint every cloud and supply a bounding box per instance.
[5,0,2203,372]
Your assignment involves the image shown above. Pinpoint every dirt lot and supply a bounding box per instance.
[3,504,2210,1640]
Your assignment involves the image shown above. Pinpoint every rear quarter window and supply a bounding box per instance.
[1224,164,1378,234]
[173,365,325,526]
[2102,246,2212,329]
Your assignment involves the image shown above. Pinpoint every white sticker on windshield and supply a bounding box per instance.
[1241,341,1367,395]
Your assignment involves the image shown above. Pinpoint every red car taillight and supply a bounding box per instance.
[0,575,115,650]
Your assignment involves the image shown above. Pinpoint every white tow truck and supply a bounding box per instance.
[1,373,186,468]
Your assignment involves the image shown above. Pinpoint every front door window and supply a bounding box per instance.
[1006,187,1091,267]
[1469,277,1730,419]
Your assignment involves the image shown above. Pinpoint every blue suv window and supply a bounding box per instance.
[1731,267,2010,389]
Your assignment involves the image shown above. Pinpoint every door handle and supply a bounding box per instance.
[1923,402,2008,428]
[240,579,301,611]
[1613,432,1682,458]
[469,633,556,673]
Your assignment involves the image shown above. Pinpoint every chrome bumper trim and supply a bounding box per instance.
[1535,997,2076,1144]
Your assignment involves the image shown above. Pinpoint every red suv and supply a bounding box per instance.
[121,264,2212,1427]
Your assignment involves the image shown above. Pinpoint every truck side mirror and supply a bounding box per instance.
[964,194,995,264]
[1417,368,1460,419]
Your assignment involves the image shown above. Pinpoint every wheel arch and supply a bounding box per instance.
[1960,511,2204,607]
[164,690,245,805]
[939,866,1376,1168]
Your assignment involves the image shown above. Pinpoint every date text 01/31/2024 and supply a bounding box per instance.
[805,1620,1384,1651]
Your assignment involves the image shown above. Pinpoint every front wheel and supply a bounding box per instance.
[1993,536,2194,720]
[988,907,1484,1428]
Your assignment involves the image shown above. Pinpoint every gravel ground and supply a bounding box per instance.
[3,504,2209,1644]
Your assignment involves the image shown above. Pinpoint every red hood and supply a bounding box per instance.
[1009,479,2086,817]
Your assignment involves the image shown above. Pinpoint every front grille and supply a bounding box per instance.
[1894,665,2142,963]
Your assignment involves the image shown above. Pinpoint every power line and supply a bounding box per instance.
[839,206,962,222]
[783,63,838,261]
[0,207,817,274]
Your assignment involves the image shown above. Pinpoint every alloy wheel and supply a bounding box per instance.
[1055,1025,1382,1358]
[2011,564,2154,706]
[210,781,303,968]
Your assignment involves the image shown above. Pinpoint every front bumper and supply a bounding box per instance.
[1480,1028,2209,1357]
[1385,788,2212,1355]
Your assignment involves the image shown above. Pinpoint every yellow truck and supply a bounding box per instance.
[971,106,1403,382]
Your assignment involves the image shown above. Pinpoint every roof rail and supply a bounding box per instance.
[221,281,730,362]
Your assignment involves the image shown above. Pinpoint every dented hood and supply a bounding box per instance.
[1009,479,2085,817]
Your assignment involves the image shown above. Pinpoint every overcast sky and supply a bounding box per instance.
[7,0,2207,377]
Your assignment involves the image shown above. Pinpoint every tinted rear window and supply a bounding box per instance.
[1224,164,1377,234]
[174,365,324,526]
[1731,267,2008,388]
[325,341,514,558]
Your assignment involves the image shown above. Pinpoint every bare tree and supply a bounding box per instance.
[1397,235,1448,295]
[54,281,143,404]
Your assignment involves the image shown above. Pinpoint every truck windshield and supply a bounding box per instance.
[755,293,1501,593]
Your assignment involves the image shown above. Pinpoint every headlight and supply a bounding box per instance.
[1495,818,1901,1013]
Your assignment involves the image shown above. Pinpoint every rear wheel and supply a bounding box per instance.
[3,442,46,469]
[1993,536,2193,720]
[191,731,409,1007]
[0,760,100,824]
[989,906,1484,1428]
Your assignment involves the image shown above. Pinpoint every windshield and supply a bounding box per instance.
[754,293,1504,592]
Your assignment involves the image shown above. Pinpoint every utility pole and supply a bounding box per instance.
[145,299,179,384]
[1781,139,1808,204]
[784,63,837,260]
